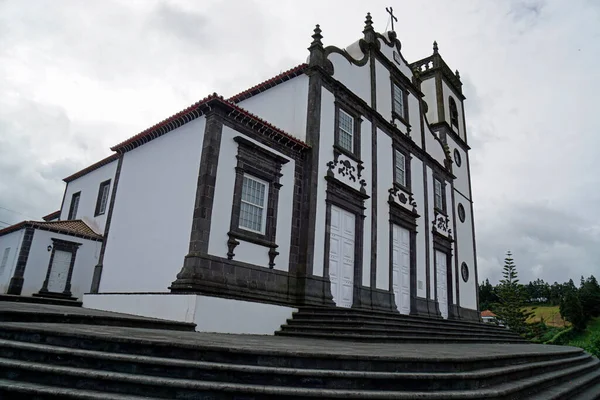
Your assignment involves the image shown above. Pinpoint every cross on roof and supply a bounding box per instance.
[386,7,397,32]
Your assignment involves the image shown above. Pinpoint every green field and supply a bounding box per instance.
[524,305,570,327]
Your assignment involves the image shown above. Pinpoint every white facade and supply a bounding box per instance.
[61,158,118,233]
[100,118,206,293]
[21,229,101,298]
[23,19,482,330]
[0,230,23,294]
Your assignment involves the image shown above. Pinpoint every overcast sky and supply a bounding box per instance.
[1,0,599,285]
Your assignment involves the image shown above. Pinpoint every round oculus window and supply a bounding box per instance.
[454,149,462,167]
[461,262,469,283]
[458,203,466,223]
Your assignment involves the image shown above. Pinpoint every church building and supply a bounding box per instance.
[1,14,480,334]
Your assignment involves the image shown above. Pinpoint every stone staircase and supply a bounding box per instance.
[0,304,598,399]
[276,306,528,343]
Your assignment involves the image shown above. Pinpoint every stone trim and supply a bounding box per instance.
[319,73,454,182]
[171,253,295,306]
[323,176,368,309]
[38,238,82,299]
[430,121,470,152]
[189,109,225,255]
[90,155,123,293]
[226,136,288,267]
[459,306,481,322]
[7,227,35,295]
[388,202,419,315]
[67,191,81,220]
[333,100,362,162]
[93,179,111,217]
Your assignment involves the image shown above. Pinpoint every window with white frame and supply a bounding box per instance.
[338,109,354,153]
[94,180,111,216]
[68,192,80,220]
[395,150,406,187]
[434,178,444,211]
[393,83,405,119]
[239,175,268,234]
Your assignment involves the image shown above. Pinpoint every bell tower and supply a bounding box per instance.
[411,42,467,145]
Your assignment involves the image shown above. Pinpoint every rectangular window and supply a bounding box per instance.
[239,175,268,234]
[0,247,10,276]
[338,109,354,153]
[68,192,81,220]
[434,178,444,211]
[395,150,406,187]
[94,180,111,216]
[393,83,405,119]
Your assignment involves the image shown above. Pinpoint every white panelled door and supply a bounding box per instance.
[392,224,411,315]
[47,250,72,293]
[435,250,448,319]
[329,205,355,308]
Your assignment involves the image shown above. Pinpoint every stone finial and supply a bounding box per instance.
[433,41,439,54]
[455,69,461,79]
[311,24,323,47]
[364,12,374,32]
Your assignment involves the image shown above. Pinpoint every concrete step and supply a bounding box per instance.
[0,303,195,331]
[0,323,582,373]
[290,313,513,335]
[0,294,82,307]
[0,355,598,399]
[294,308,511,334]
[0,337,590,392]
[524,359,600,400]
[275,330,526,344]
[0,378,159,399]
[280,320,525,341]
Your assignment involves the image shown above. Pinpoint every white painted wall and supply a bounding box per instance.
[407,95,423,147]
[375,59,392,121]
[208,125,294,271]
[83,293,297,335]
[21,229,100,298]
[421,77,438,124]
[445,186,455,304]
[448,142,470,200]
[60,160,118,233]
[0,230,24,294]
[376,129,392,290]
[235,74,309,142]
[328,52,371,105]
[455,191,477,310]
[312,88,335,277]
[425,127,447,167]
[412,160,427,298]
[426,166,435,299]
[377,35,414,78]
[100,118,206,292]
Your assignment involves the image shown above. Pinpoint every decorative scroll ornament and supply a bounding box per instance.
[388,186,418,213]
[327,156,361,183]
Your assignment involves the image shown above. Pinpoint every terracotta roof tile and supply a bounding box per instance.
[111,94,309,153]
[481,310,497,317]
[63,153,119,183]
[0,220,103,241]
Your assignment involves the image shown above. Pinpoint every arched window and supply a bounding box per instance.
[449,97,459,128]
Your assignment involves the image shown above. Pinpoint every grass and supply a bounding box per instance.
[568,317,600,357]
[524,305,570,327]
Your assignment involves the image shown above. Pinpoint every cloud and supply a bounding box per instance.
[1,0,599,287]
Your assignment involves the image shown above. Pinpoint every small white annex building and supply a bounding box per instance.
[4,14,481,333]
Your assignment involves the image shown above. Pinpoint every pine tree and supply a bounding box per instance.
[495,251,532,335]
[560,279,586,331]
